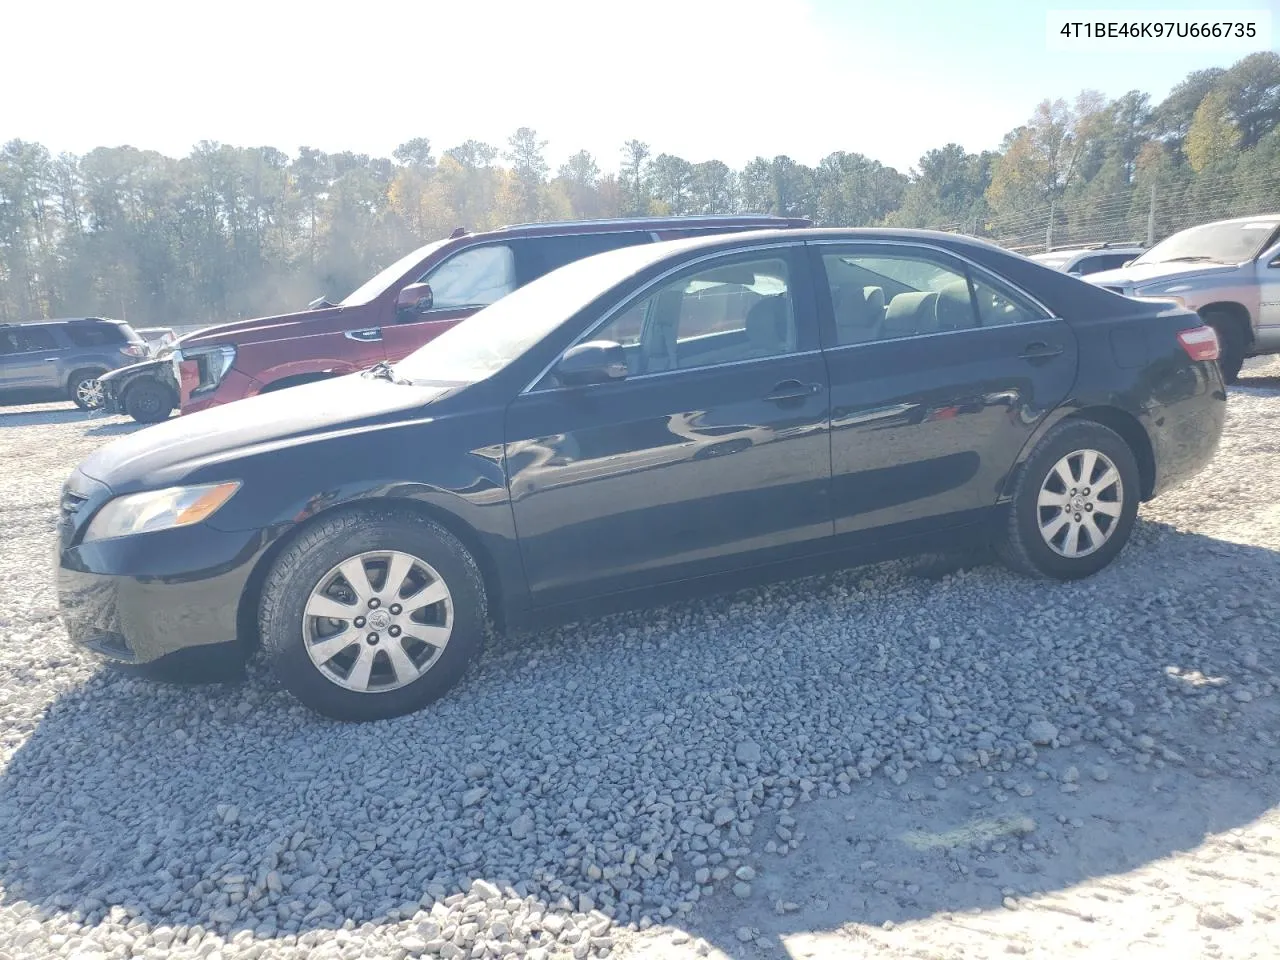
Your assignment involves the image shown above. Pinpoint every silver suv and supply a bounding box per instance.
[0,318,150,410]
[1086,214,1280,382]
[1030,243,1145,277]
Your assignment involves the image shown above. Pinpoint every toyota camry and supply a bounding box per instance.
[55,229,1226,721]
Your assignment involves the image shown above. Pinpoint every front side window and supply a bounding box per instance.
[595,256,796,373]
[822,252,976,344]
[420,244,517,310]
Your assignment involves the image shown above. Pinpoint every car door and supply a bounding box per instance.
[4,326,64,392]
[1259,237,1280,333]
[809,241,1078,543]
[504,244,833,605]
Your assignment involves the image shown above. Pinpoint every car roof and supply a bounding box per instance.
[1197,212,1280,227]
[459,214,812,241]
[0,316,125,327]
[1032,246,1143,257]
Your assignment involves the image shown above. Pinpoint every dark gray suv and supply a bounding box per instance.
[0,318,150,410]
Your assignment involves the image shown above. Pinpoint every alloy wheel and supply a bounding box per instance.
[77,378,104,409]
[1036,448,1124,559]
[303,550,453,693]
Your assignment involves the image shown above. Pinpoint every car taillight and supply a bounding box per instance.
[122,343,148,358]
[1176,325,1220,362]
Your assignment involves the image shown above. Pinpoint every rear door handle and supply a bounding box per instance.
[344,328,383,342]
[765,379,822,402]
[1019,341,1063,360]
[45,358,59,362]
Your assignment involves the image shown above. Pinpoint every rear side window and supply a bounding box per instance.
[821,250,977,344]
[522,231,652,281]
[970,274,1049,326]
[64,323,126,347]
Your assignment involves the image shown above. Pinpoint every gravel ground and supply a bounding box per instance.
[0,360,1278,960]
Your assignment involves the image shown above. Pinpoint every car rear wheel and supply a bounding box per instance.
[69,370,106,410]
[123,379,175,423]
[996,420,1140,580]
[259,508,486,721]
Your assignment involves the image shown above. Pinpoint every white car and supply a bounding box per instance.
[1030,245,1145,277]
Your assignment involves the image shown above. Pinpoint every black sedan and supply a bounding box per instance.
[55,229,1226,721]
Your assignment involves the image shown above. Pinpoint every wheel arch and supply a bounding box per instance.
[66,365,109,392]
[1198,302,1253,349]
[1002,403,1156,505]
[235,496,509,657]
[1063,406,1156,501]
[258,371,337,394]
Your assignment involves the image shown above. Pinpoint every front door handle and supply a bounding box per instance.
[45,358,59,362]
[765,379,822,402]
[344,328,383,342]
[1019,341,1063,360]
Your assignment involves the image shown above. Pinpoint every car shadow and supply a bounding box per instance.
[0,405,91,427]
[83,421,148,437]
[0,521,1276,957]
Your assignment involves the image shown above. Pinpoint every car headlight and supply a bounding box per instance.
[83,481,241,542]
[182,344,237,393]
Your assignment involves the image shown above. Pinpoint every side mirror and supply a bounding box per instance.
[554,341,628,387]
[396,282,434,318]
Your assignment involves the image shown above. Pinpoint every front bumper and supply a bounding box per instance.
[99,359,180,415]
[56,521,267,671]
[180,367,260,415]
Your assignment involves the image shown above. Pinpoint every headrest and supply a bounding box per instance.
[882,291,938,338]
[935,280,973,331]
[745,295,790,350]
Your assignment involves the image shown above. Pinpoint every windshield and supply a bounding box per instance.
[394,241,682,384]
[1133,220,1280,266]
[340,239,451,307]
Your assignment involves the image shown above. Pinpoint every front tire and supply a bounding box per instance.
[259,508,487,721]
[997,420,1140,580]
[1203,310,1245,384]
[123,379,175,423]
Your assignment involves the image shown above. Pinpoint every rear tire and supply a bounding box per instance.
[259,507,487,721]
[997,420,1140,580]
[69,369,106,410]
[123,379,175,423]
[1204,310,1245,384]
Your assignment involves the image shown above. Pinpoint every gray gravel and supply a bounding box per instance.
[1,362,1278,960]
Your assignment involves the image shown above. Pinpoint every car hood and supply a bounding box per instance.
[1085,261,1239,287]
[76,373,451,491]
[98,357,170,382]
[176,305,351,348]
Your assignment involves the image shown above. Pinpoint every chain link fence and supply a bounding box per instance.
[935,168,1280,254]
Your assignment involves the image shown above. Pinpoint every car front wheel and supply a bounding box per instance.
[123,379,175,423]
[997,420,1140,580]
[259,508,487,721]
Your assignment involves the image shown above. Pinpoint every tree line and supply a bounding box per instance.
[1,52,1277,327]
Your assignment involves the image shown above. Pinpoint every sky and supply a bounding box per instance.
[3,0,1276,175]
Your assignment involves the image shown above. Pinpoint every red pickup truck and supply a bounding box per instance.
[100,215,811,422]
